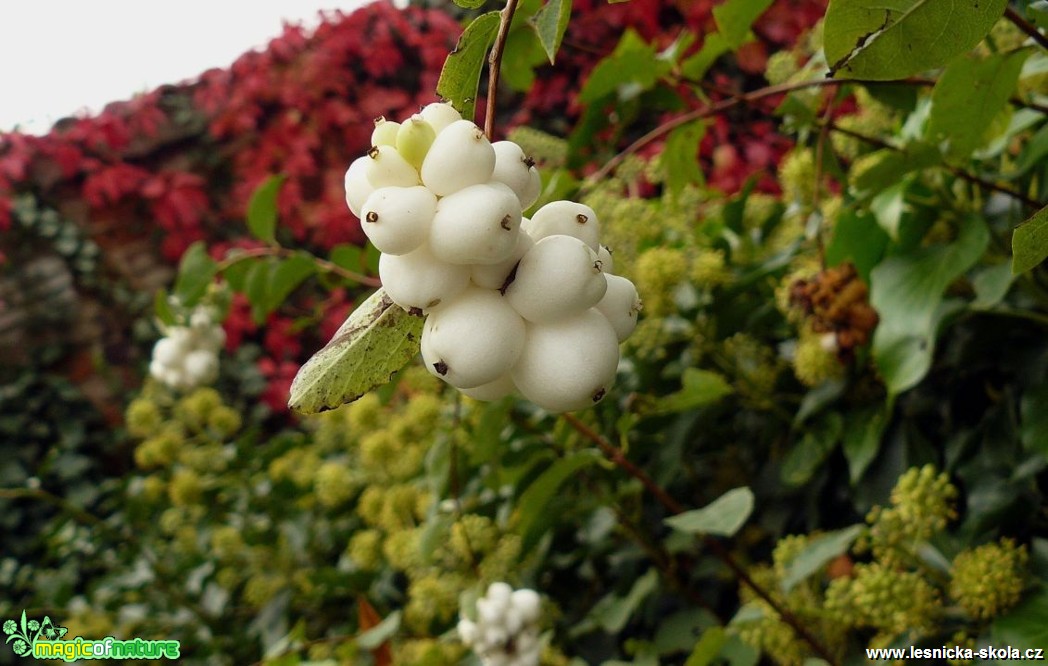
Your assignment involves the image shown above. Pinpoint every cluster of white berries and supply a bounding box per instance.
[149,306,226,390]
[458,582,543,666]
[344,103,641,412]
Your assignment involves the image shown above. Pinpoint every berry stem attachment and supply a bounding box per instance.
[484,0,522,140]
[561,412,840,666]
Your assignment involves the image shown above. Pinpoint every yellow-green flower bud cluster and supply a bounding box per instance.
[949,538,1028,620]
[792,328,844,387]
[865,465,957,566]
[825,562,941,636]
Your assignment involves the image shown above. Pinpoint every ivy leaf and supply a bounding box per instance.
[1012,204,1048,274]
[173,241,218,308]
[871,216,989,395]
[532,0,572,63]
[927,51,1029,162]
[288,289,424,414]
[824,0,1008,80]
[436,11,501,120]
[663,120,706,195]
[991,588,1048,652]
[664,487,754,537]
[713,0,773,49]
[780,525,864,591]
[246,175,285,244]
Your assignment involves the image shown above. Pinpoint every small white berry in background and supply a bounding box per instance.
[149,306,226,391]
[459,583,543,666]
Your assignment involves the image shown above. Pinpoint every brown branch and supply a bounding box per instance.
[561,413,840,666]
[484,0,522,140]
[218,246,381,287]
[1005,6,1048,51]
[825,121,1046,210]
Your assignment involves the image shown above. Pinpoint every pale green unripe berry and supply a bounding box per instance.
[371,117,401,147]
[460,373,516,401]
[471,229,534,290]
[396,114,436,169]
[421,119,496,196]
[421,287,525,389]
[512,309,619,412]
[366,144,419,188]
[525,200,600,251]
[595,274,641,342]
[597,245,614,273]
[430,182,522,265]
[505,235,608,323]
[380,243,470,312]
[419,102,462,135]
[360,186,436,255]
[491,141,541,209]
[344,156,375,218]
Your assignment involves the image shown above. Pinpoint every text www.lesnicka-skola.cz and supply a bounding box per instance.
[867,645,1045,661]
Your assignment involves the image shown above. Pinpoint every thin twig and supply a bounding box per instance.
[484,0,522,140]
[218,246,381,287]
[1005,6,1048,51]
[825,121,1046,210]
[812,101,835,266]
[561,413,840,666]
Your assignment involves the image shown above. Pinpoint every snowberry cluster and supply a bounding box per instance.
[149,306,226,390]
[344,103,641,412]
[457,582,543,666]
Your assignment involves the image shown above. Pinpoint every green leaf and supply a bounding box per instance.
[655,368,733,414]
[991,587,1048,651]
[927,51,1029,162]
[970,262,1014,310]
[824,0,1008,80]
[681,33,730,80]
[517,450,602,544]
[329,244,363,272]
[871,216,990,395]
[356,610,401,650]
[246,175,285,244]
[436,12,501,120]
[587,569,659,634]
[713,0,773,48]
[781,413,843,486]
[452,0,486,8]
[850,143,940,196]
[662,121,706,195]
[842,406,886,483]
[1020,386,1048,456]
[824,208,889,282]
[664,487,754,537]
[684,627,728,666]
[780,525,864,591]
[579,30,666,103]
[288,289,425,414]
[264,254,317,317]
[1012,204,1048,274]
[154,289,176,327]
[1014,123,1048,176]
[532,0,572,63]
[173,241,218,308]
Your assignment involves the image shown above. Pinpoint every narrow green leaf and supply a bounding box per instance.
[288,289,425,414]
[154,289,176,327]
[245,258,276,324]
[824,208,889,282]
[329,244,363,272]
[663,120,706,194]
[927,51,1029,162]
[780,525,864,591]
[1014,123,1048,176]
[436,12,501,120]
[532,0,572,63]
[655,368,732,414]
[842,407,886,483]
[850,142,940,195]
[781,413,843,486]
[356,610,401,650]
[246,175,285,244]
[824,0,1008,80]
[680,33,730,80]
[263,254,317,316]
[664,487,754,537]
[713,0,773,48]
[871,217,990,395]
[173,241,218,308]
[579,30,665,103]
[1012,204,1048,274]
[970,262,1015,309]
[452,0,485,8]
[588,569,659,634]
[1020,386,1048,456]
[684,628,728,666]
[517,450,602,543]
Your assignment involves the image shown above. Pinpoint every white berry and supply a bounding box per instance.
[344,156,375,218]
[512,309,619,412]
[430,182,522,265]
[379,243,470,312]
[491,141,541,209]
[525,200,600,250]
[360,186,436,256]
[370,117,400,147]
[420,102,462,135]
[471,230,534,290]
[421,119,496,196]
[366,144,418,188]
[505,235,607,323]
[595,274,641,342]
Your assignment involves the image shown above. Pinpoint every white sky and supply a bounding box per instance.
[0,1,375,134]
